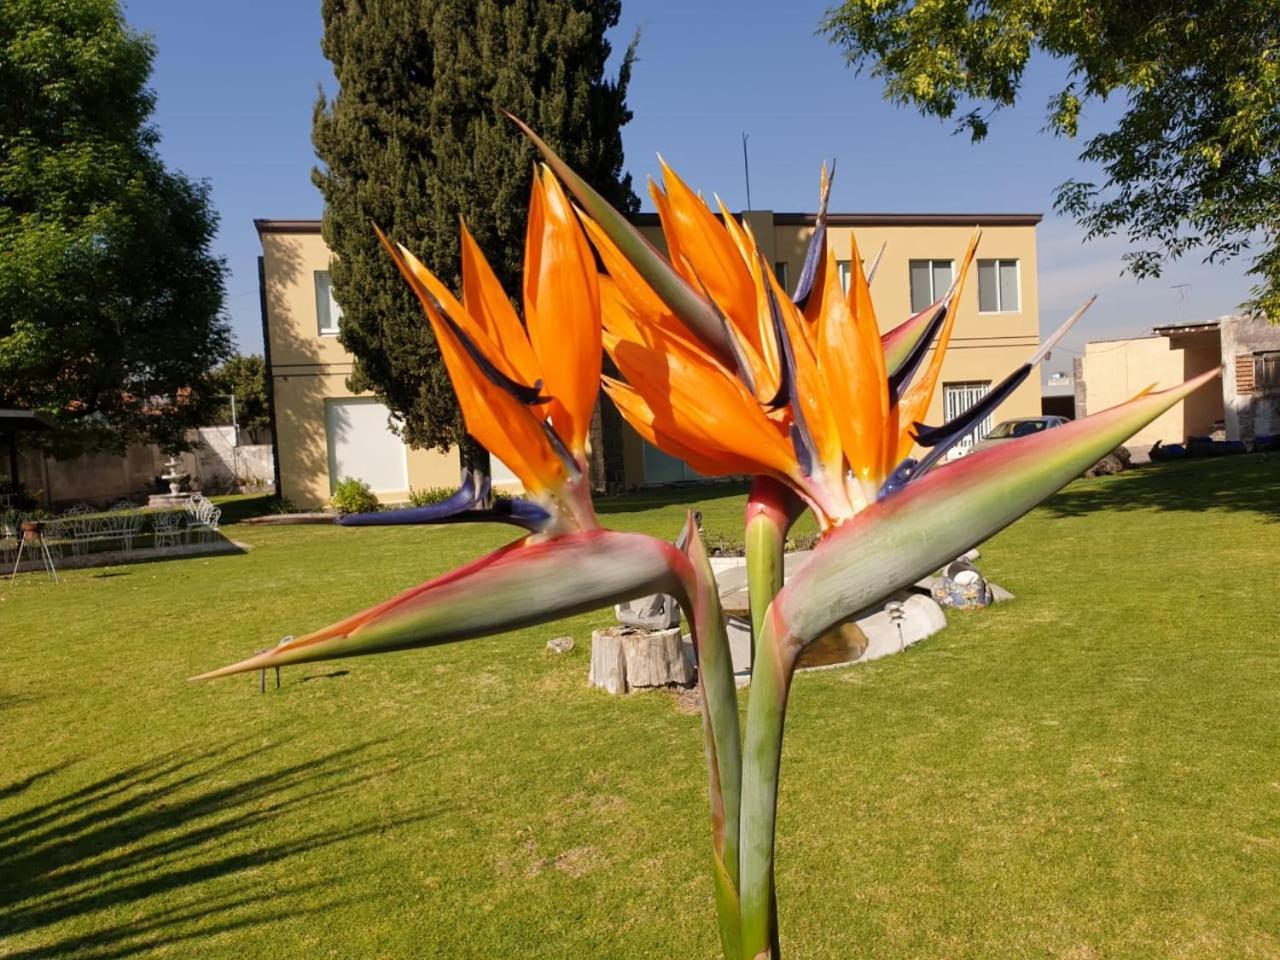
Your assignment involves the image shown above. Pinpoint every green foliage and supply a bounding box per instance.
[312,0,639,462]
[330,477,380,514]
[408,484,517,507]
[0,0,234,454]
[821,0,1280,317]
[408,485,460,507]
[210,354,270,442]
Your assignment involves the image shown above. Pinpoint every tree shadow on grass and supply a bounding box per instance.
[0,738,437,958]
[1040,454,1280,523]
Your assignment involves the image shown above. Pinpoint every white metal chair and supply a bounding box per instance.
[63,503,99,556]
[184,497,221,544]
[152,510,186,549]
[0,511,20,565]
[107,502,144,551]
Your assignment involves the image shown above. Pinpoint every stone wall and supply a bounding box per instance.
[1221,314,1280,442]
[15,429,276,507]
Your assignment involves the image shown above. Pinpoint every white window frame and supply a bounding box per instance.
[977,258,1022,314]
[315,270,342,336]
[909,259,954,312]
[774,261,789,291]
[942,380,993,458]
[837,260,852,295]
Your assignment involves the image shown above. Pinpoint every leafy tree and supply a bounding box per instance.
[312,0,639,471]
[0,0,233,454]
[821,0,1280,317]
[212,354,271,443]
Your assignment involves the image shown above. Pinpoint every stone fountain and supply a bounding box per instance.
[147,455,193,508]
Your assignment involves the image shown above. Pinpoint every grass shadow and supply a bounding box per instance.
[1041,453,1280,522]
[0,736,437,958]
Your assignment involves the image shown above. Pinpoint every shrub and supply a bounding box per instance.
[330,477,379,514]
[408,485,519,507]
[408,485,457,507]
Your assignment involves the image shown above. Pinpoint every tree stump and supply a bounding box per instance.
[589,626,695,694]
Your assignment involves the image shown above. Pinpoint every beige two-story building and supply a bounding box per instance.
[257,210,1043,507]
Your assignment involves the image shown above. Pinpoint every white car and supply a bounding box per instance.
[971,416,1068,454]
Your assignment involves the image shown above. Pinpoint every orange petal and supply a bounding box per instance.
[459,219,541,387]
[817,244,890,496]
[603,377,768,479]
[766,266,844,485]
[377,228,565,493]
[657,160,757,327]
[582,214,681,325]
[606,325,797,481]
[523,167,601,455]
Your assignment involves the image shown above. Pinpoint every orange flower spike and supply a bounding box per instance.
[894,228,980,462]
[523,166,601,456]
[657,159,757,326]
[459,219,541,389]
[816,245,889,505]
[375,228,565,494]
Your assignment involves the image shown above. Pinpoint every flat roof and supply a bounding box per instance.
[0,409,56,431]
[256,210,1043,235]
[1153,319,1223,336]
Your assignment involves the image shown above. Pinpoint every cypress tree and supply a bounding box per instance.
[312,0,638,475]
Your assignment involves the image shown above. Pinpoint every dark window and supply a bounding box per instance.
[1256,351,1280,394]
[909,259,953,312]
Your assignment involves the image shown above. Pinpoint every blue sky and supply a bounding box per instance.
[125,0,1253,378]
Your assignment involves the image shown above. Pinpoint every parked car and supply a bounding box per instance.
[971,416,1068,454]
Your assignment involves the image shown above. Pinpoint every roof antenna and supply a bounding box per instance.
[741,133,752,212]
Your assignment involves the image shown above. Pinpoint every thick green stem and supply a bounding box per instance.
[680,514,744,960]
[745,514,784,670]
[739,607,796,959]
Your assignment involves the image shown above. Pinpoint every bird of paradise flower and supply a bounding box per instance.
[200,120,1219,960]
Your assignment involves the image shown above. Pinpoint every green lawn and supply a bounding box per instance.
[2,456,1278,959]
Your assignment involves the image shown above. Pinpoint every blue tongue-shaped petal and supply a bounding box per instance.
[879,299,1093,495]
[763,266,815,477]
[790,161,834,310]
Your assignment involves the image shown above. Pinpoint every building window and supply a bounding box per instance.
[978,259,1020,312]
[1235,354,1256,395]
[942,381,992,457]
[1256,351,1280,395]
[773,261,789,290]
[837,260,851,294]
[909,259,953,313]
[315,270,342,336]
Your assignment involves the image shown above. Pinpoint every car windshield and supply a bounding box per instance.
[986,419,1049,439]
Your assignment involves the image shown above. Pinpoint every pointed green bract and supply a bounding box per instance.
[784,369,1219,643]
[193,530,685,681]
